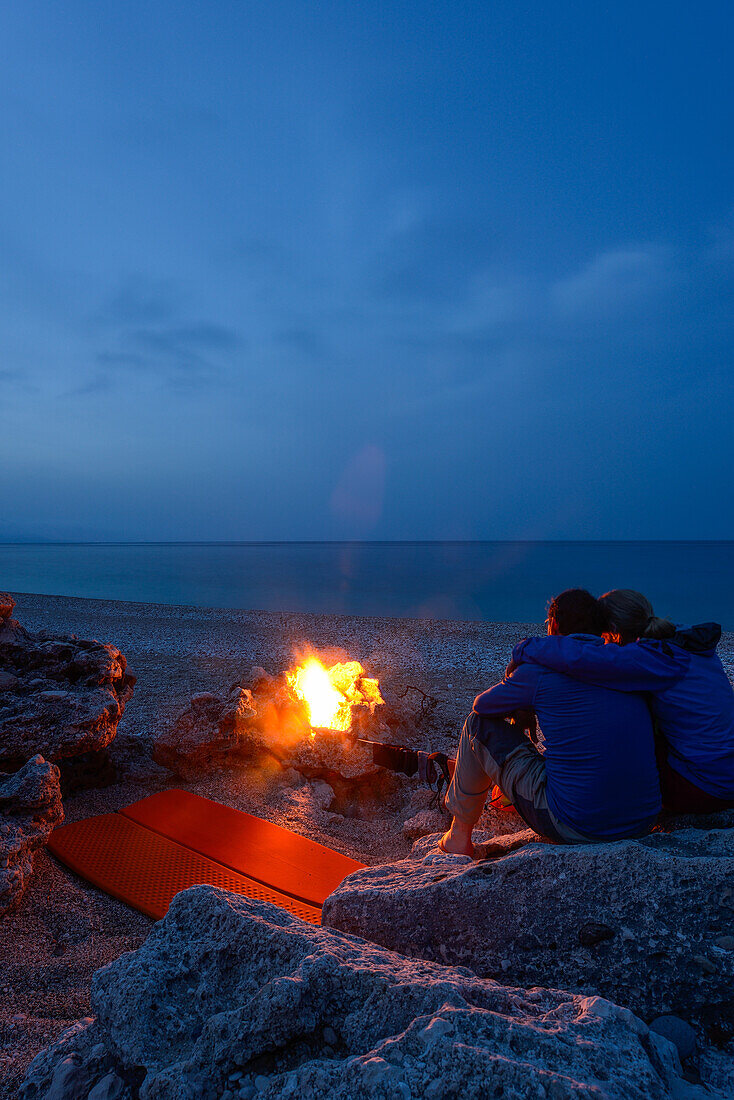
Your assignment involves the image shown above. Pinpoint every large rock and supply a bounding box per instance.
[18,885,712,1100]
[323,828,734,1028]
[152,686,260,779]
[0,595,135,769]
[0,754,63,914]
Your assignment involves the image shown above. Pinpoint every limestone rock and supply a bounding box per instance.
[282,728,382,780]
[323,828,734,1026]
[152,686,261,778]
[650,1015,697,1061]
[18,886,712,1099]
[0,605,134,769]
[0,754,64,915]
[403,806,444,839]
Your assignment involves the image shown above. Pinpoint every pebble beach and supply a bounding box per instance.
[2,592,734,1098]
[0,592,543,1096]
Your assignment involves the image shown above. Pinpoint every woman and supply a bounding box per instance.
[512,589,734,814]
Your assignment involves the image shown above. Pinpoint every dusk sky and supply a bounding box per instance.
[1,1,733,542]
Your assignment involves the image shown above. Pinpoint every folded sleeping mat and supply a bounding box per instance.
[47,789,365,925]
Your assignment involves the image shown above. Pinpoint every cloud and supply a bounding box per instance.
[277,326,328,359]
[369,214,498,304]
[550,246,674,319]
[95,277,180,327]
[131,322,241,357]
[62,374,116,398]
[0,368,35,394]
[89,279,243,391]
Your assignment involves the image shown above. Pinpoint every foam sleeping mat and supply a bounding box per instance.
[47,789,365,925]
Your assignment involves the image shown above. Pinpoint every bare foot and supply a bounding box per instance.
[439,819,477,858]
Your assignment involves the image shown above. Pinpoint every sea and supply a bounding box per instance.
[1,541,733,629]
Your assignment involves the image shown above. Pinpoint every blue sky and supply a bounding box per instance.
[1,0,732,540]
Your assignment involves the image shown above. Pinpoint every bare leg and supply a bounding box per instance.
[439,817,477,857]
[439,713,496,857]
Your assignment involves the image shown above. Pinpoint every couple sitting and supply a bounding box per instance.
[441,587,734,856]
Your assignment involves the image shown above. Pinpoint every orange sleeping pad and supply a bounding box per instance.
[48,789,365,925]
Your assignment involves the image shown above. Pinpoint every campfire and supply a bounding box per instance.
[152,648,449,818]
[286,656,384,734]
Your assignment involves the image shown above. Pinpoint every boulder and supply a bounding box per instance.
[0,599,135,769]
[323,828,734,1028]
[0,754,64,915]
[282,727,382,780]
[18,885,713,1099]
[152,686,260,778]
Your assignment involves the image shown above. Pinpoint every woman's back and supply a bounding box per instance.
[650,625,734,799]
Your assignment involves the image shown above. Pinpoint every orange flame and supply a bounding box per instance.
[286,656,383,732]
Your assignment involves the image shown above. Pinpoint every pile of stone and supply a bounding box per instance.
[0,755,63,915]
[0,593,135,773]
[0,592,134,913]
[18,886,712,1100]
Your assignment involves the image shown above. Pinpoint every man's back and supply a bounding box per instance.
[474,634,661,839]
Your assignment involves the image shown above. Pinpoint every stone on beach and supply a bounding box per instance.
[152,666,391,786]
[323,826,734,1026]
[18,885,708,1100]
[151,685,260,778]
[0,754,64,915]
[0,594,135,770]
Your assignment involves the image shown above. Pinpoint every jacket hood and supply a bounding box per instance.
[668,622,722,655]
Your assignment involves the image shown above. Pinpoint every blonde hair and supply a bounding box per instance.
[599,589,676,644]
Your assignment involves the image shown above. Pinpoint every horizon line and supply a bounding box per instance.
[2,539,734,547]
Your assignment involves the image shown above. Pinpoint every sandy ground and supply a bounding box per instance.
[2,593,733,1097]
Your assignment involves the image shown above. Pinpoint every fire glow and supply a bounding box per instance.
[286,656,384,733]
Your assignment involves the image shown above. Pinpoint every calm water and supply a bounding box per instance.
[1,542,733,628]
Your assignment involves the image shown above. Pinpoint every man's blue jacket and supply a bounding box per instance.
[473,634,661,840]
[512,624,734,800]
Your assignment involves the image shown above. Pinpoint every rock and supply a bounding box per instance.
[650,1015,697,1061]
[0,755,64,915]
[692,954,717,974]
[152,685,261,778]
[282,729,382,781]
[403,807,444,840]
[323,828,734,1022]
[18,886,714,1099]
[18,1017,139,1100]
[0,606,134,770]
[0,592,15,620]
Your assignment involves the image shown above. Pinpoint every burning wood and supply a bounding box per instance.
[152,649,447,823]
[285,656,384,734]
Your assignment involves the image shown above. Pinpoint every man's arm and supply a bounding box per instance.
[510,636,689,692]
[473,662,540,716]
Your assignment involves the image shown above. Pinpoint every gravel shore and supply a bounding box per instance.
[2,592,733,1097]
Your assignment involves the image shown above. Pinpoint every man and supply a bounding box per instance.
[440,589,661,855]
